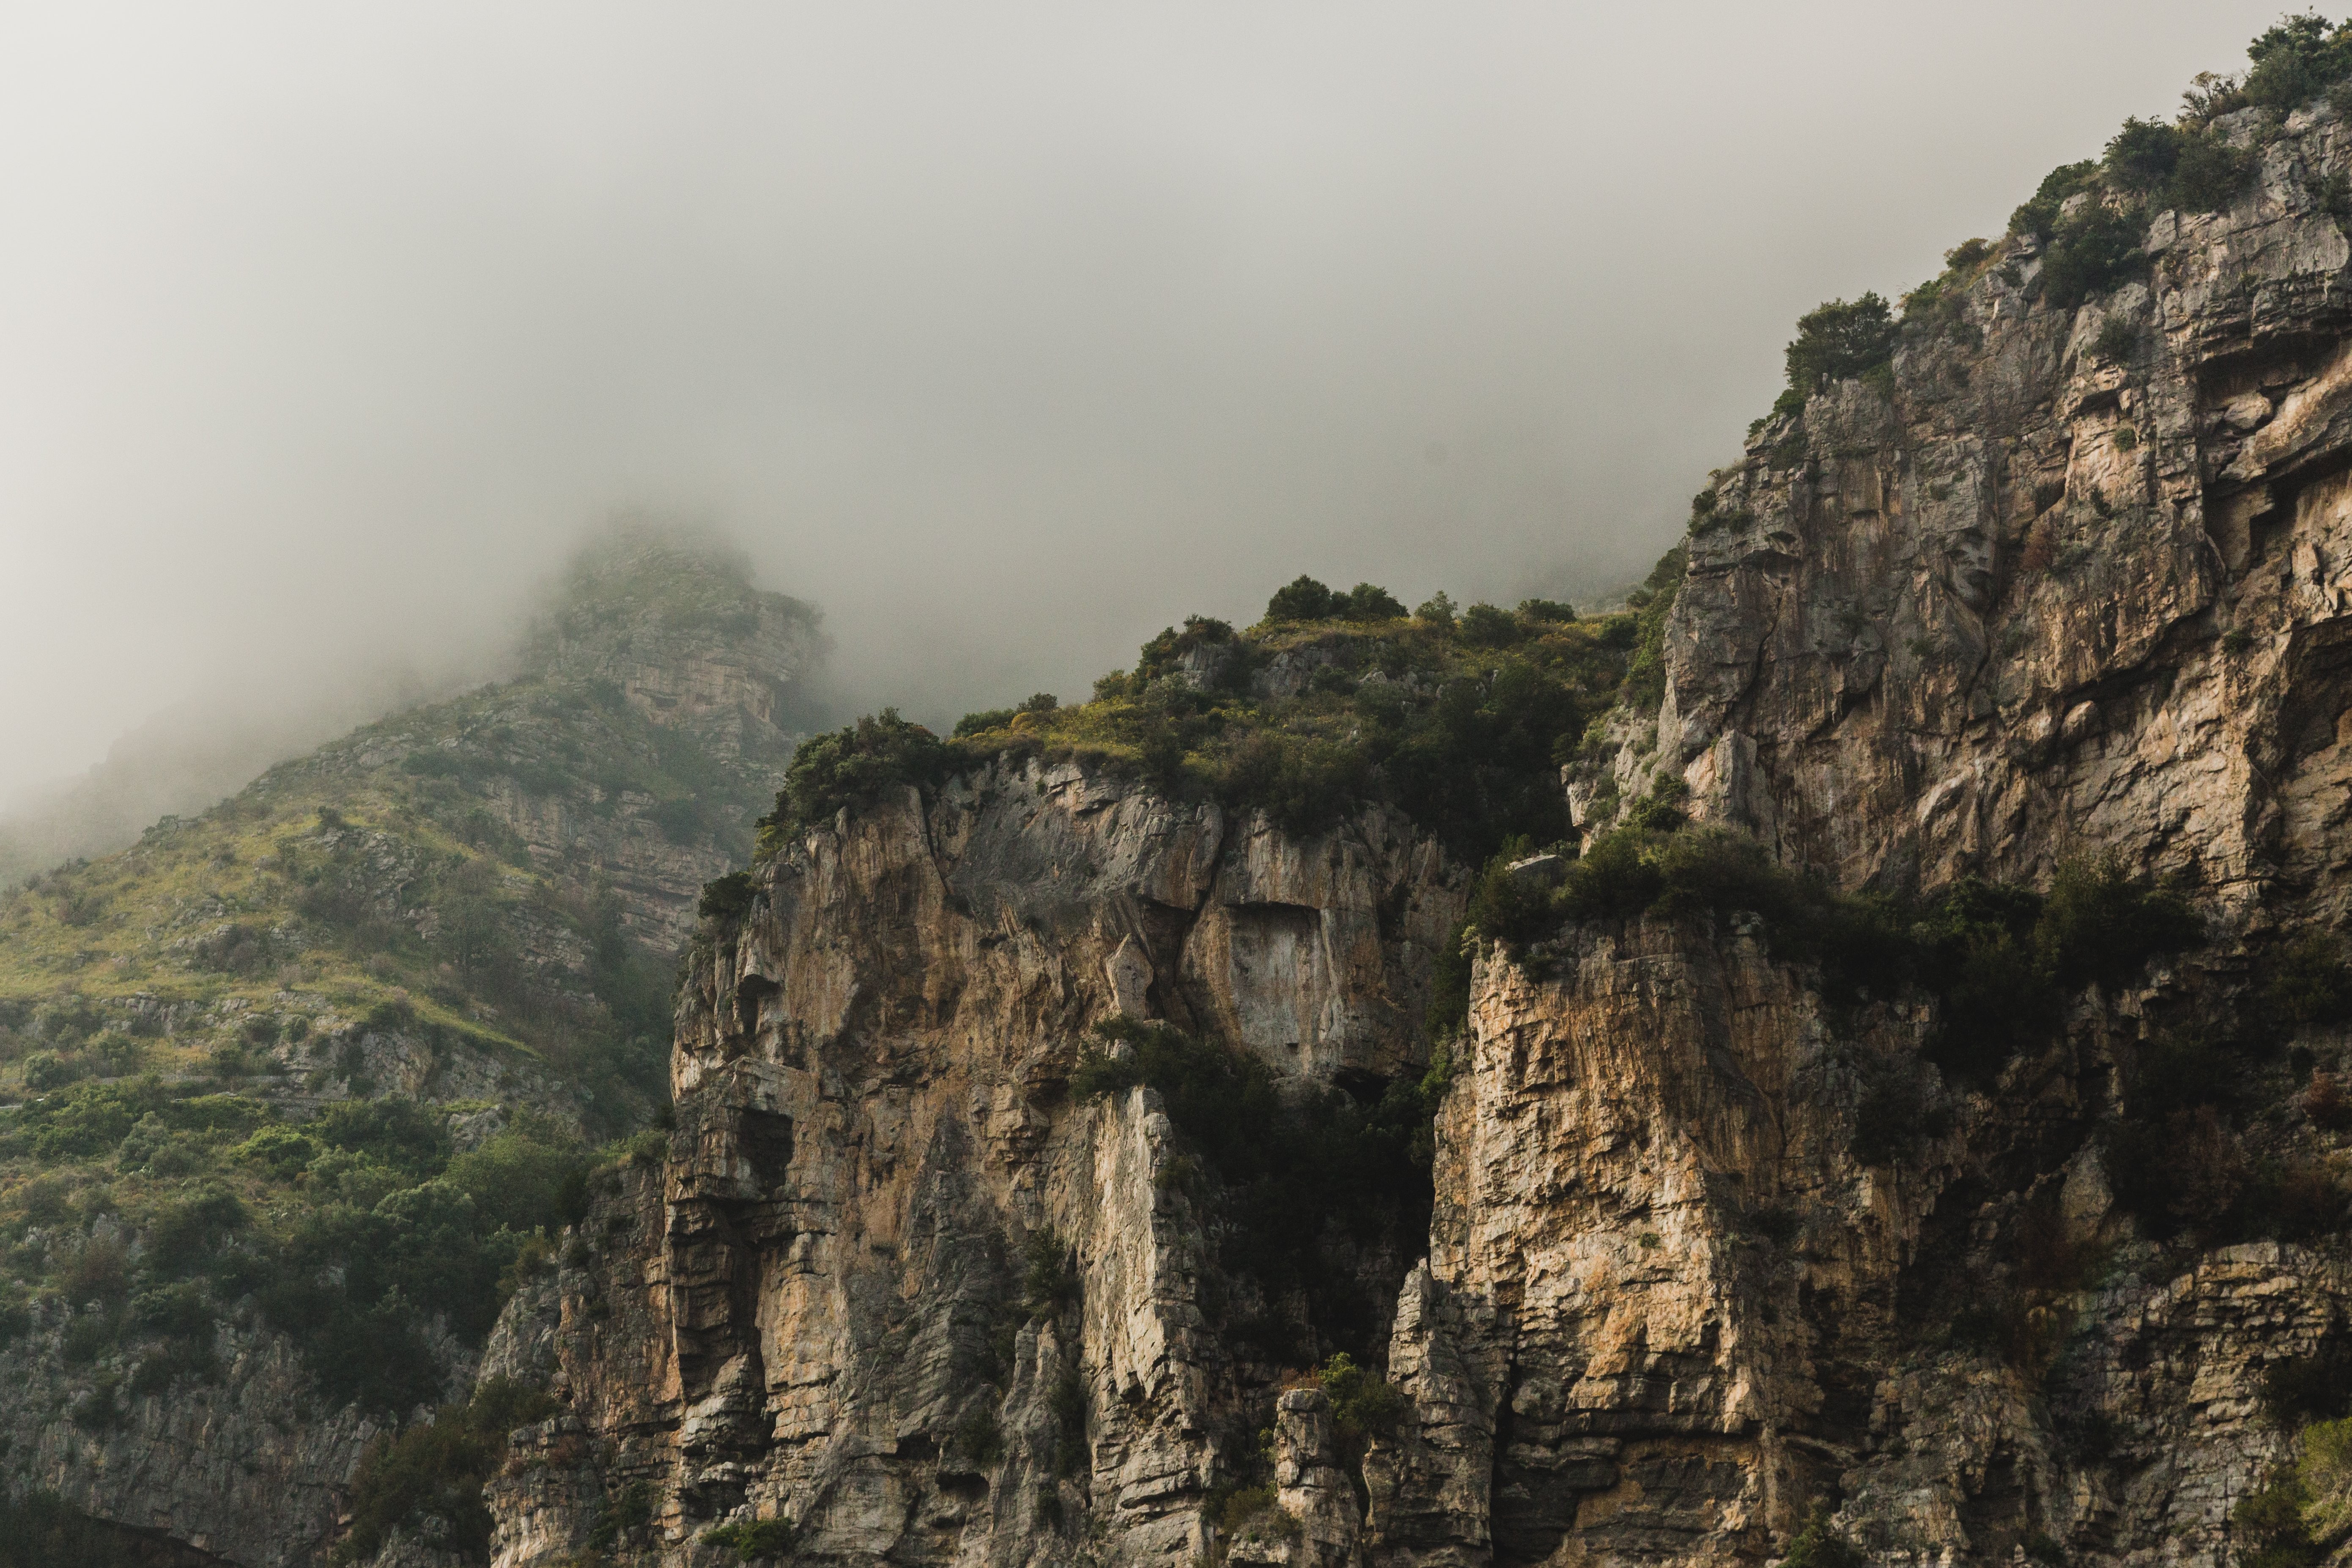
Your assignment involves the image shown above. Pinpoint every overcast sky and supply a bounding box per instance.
[0,1,2300,809]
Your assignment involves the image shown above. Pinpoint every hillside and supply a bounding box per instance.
[0,525,821,1565]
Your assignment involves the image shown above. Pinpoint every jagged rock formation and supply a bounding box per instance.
[489,764,1464,1565]
[1595,100,2352,926]
[486,67,2352,1568]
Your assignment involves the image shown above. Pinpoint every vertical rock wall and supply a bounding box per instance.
[491,759,1464,1566]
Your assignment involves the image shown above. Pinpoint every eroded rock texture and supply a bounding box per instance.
[1571,105,2352,929]
[491,762,1464,1565]
[495,98,2352,1568]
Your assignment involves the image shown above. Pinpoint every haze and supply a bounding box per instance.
[0,1,2293,827]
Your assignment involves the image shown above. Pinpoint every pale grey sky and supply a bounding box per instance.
[0,1,2299,809]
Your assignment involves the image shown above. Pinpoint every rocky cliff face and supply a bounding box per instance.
[486,77,2352,1568]
[489,760,1464,1566]
[1606,101,2352,927]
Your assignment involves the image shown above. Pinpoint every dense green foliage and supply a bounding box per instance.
[2190,13,2352,119]
[2229,1404,2352,1568]
[1071,1018,1444,1360]
[1772,293,1898,419]
[0,1083,597,1419]
[1317,1350,1406,1445]
[771,708,956,835]
[758,579,1636,866]
[2038,202,2151,312]
[335,1376,561,1563]
[1264,576,1409,623]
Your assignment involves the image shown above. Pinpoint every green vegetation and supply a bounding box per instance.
[0,532,797,1532]
[1071,1018,1445,1360]
[2092,316,2139,364]
[770,708,961,839]
[1439,822,2203,1093]
[335,1376,560,1563]
[2038,203,2151,312]
[704,1517,797,1561]
[1771,293,1898,422]
[1,1086,597,1416]
[755,576,1639,867]
[2230,1408,2352,1568]
[1779,1506,1867,1568]
[1318,1351,1406,1450]
[1617,548,1688,713]
[1263,576,1409,623]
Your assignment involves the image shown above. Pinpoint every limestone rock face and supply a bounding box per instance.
[1366,919,1952,1567]
[482,102,2352,1568]
[1354,919,2347,1568]
[1599,107,2352,923]
[490,759,1464,1566]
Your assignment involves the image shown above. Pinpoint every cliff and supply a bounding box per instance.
[486,32,2352,1568]
[490,762,1465,1565]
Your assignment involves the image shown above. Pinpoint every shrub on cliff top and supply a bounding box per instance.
[2039,204,2148,312]
[768,571,1631,866]
[1072,1019,1439,1360]
[1263,577,1409,625]
[2241,12,2352,111]
[1770,293,1898,424]
[1785,293,1898,390]
[773,708,949,834]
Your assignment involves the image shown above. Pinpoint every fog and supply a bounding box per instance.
[0,2,2294,831]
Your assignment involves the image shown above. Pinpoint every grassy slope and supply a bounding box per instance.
[0,535,808,1434]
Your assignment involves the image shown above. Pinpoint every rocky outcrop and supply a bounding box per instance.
[1352,911,2349,1568]
[489,759,1465,1566]
[1590,103,2352,927]
[1365,917,1946,1567]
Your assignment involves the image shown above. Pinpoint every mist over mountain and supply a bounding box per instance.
[15,9,2352,1568]
[0,0,2298,824]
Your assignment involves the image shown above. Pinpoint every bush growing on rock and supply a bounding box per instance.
[1071,1020,1441,1361]
[703,1517,798,1561]
[335,1376,560,1565]
[1782,293,1898,410]
[773,708,950,834]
